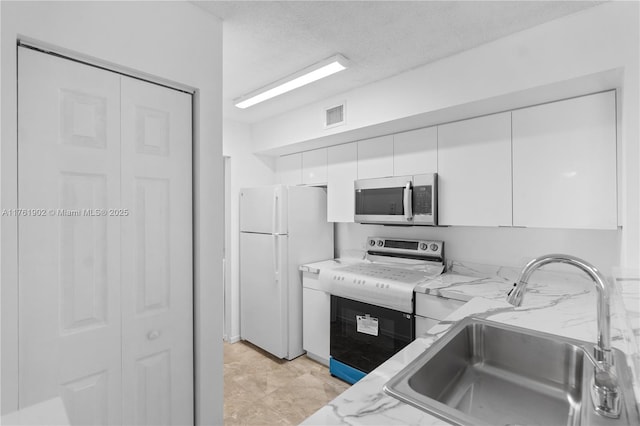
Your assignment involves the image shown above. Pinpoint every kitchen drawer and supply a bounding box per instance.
[415,293,465,320]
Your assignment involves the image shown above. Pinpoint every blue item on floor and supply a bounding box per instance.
[330,357,366,384]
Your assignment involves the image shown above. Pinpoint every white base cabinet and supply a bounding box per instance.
[415,293,465,337]
[302,276,330,366]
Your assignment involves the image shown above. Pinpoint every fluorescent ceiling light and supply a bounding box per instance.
[234,54,349,109]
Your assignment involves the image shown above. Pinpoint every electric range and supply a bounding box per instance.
[320,236,445,384]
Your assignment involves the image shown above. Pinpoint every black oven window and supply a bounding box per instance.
[355,187,405,215]
[330,296,413,374]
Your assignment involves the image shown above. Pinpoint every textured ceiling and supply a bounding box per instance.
[192,1,601,124]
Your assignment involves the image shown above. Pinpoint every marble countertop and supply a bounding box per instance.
[302,261,640,425]
[299,258,364,274]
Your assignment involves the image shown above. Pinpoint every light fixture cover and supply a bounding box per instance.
[234,54,349,109]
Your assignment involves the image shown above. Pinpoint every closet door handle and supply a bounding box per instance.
[147,330,161,341]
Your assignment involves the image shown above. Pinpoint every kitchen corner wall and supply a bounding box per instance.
[222,120,277,342]
[251,1,639,270]
[335,223,621,277]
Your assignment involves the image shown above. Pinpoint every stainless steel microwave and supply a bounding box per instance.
[354,173,437,226]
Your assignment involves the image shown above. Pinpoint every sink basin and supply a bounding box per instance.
[384,317,640,426]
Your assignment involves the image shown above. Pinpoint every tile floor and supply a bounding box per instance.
[224,341,350,425]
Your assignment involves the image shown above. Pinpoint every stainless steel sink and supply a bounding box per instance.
[384,317,640,426]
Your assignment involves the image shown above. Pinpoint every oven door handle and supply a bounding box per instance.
[403,182,413,222]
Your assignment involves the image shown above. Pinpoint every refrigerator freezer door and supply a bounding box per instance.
[240,186,287,234]
[240,232,288,358]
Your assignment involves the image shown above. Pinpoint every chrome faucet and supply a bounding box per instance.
[506,254,621,419]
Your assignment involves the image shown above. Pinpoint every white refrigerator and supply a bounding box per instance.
[239,185,333,360]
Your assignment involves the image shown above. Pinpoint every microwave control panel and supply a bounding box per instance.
[413,185,433,215]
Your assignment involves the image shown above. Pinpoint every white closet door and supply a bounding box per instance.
[18,47,123,425]
[120,77,193,425]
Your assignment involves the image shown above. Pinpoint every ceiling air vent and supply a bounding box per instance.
[324,103,345,128]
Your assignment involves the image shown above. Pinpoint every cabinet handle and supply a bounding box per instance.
[147,330,161,341]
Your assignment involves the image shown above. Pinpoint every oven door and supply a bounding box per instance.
[354,176,413,225]
[330,296,414,375]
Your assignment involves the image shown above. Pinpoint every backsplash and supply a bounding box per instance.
[334,222,621,275]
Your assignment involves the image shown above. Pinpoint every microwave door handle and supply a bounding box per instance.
[403,182,413,222]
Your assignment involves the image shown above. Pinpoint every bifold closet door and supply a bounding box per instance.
[18,46,193,425]
[18,47,123,425]
[120,77,193,425]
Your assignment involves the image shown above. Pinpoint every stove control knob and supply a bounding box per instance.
[430,243,439,252]
[369,239,376,246]
[377,240,384,247]
[419,243,428,250]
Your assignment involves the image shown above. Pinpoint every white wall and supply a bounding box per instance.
[0,1,224,424]
[222,120,277,342]
[336,224,620,276]
[252,2,639,269]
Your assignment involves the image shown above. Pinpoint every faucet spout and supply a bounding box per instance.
[506,254,621,418]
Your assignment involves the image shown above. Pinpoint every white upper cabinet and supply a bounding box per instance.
[438,112,512,226]
[393,127,437,176]
[357,135,394,179]
[512,91,617,229]
[278,153,302,185]
[302,148,328,185]
[327,142,357,222]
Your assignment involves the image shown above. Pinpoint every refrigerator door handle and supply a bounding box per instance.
[273,235,279,282]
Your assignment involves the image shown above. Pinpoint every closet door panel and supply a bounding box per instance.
[120,77,194,425]
[18,47,123,425]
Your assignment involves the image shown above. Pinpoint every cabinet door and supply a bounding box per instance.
[512,92,617,229]
[394,127,437,176]
[438,112,512,226]
[302,148,328,185]
[415,294,465,320]
[278,153,302,185]
[302,287,330,366]
[357,135,394,179]
[327,143,357,222]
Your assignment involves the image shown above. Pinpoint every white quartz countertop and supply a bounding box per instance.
[299,258,363,274]
[302,261,640,425]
